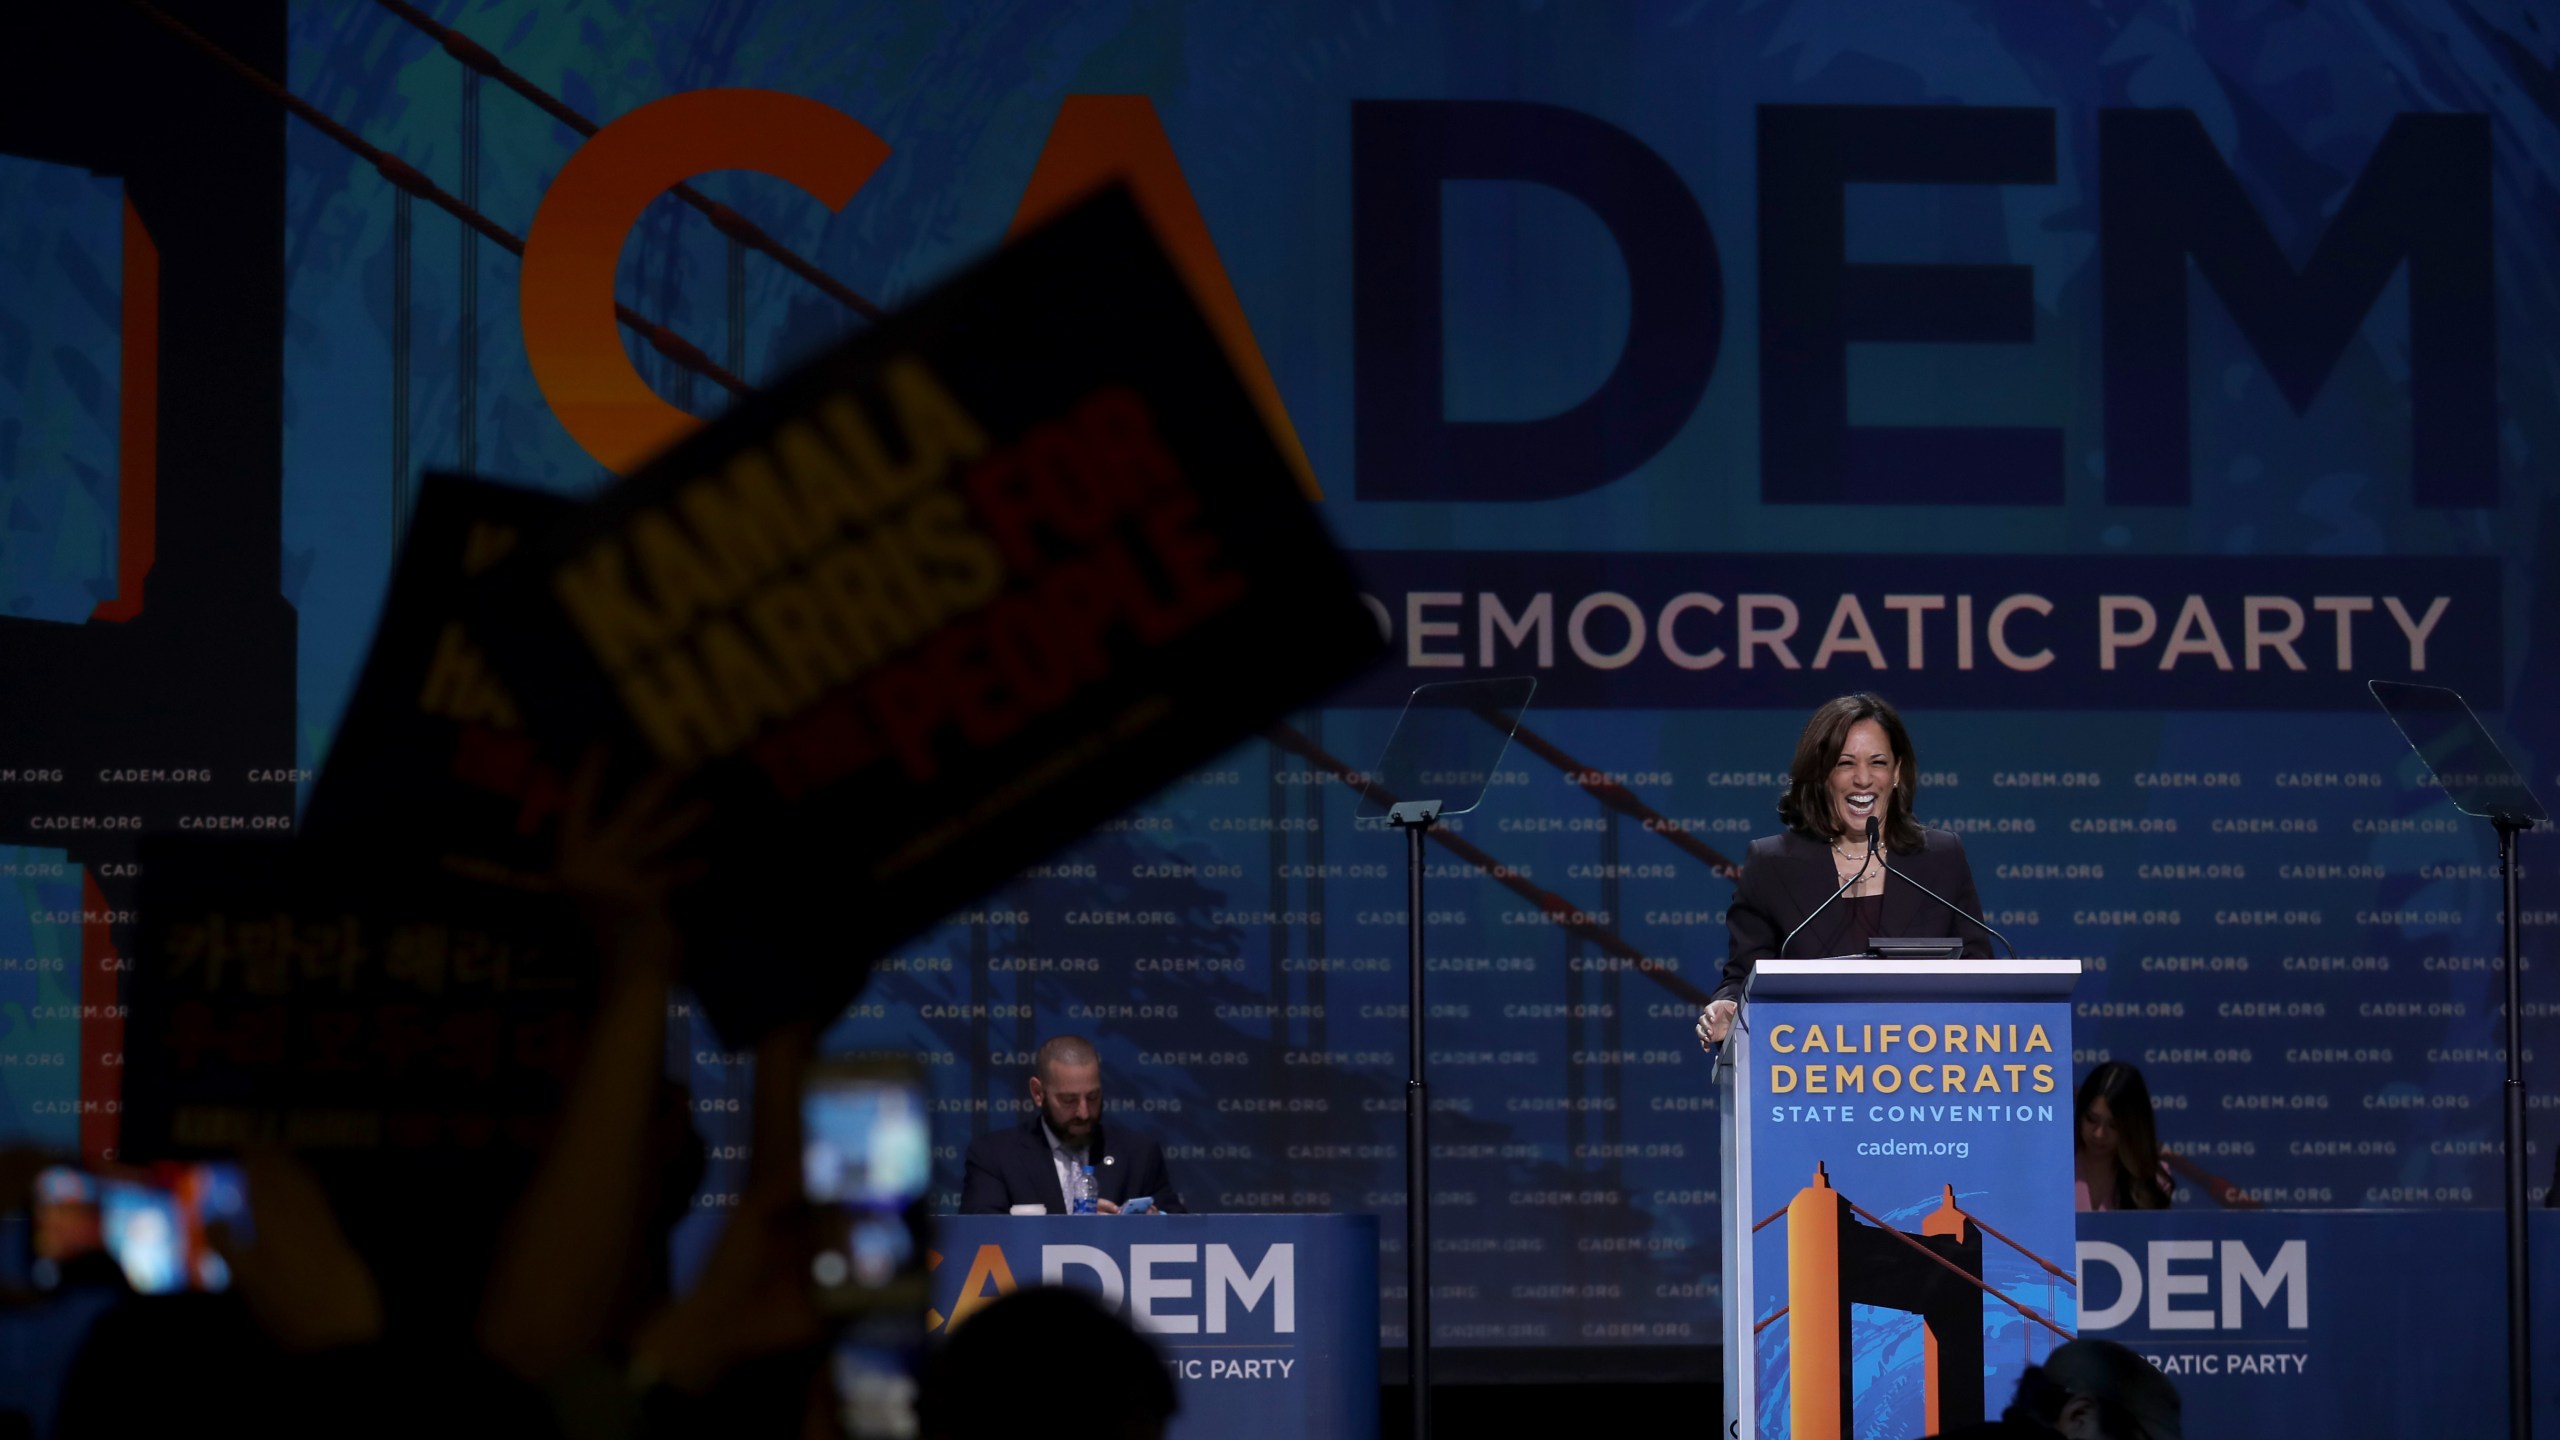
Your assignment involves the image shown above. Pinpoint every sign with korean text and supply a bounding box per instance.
[120,838,591,1159]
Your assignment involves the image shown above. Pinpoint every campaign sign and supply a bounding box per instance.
[1722,964,2079,1440]
[474,184,1384,1044]
[931,1214,1378,1440]
[2078,1209,2560,1440]
[119,836,592,1161]
[302,473,578,886]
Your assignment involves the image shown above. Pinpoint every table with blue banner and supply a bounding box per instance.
[2078,1209,2560,1439]
[930,1212,1378,1440]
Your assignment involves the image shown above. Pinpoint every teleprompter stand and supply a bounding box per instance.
[1355,677,1534,1440]
[2369,680,2546,1440]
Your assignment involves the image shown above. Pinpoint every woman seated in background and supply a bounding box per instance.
[2075,1061,2173,1211]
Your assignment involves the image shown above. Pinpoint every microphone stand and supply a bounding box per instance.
[1875,853,2020,959]
[1779,817,1883,958]
[1709,825,1878,1066]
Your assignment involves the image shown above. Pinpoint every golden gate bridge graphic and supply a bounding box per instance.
[1752,1163,2074,1439]
[113,0,1743,1001]
[63,2,2256,1218]
[36,0,1740,1173]
[36,0,1743,1185]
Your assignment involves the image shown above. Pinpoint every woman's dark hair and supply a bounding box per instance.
[1776,693,1924,851]
[2076,1061,2172,1211]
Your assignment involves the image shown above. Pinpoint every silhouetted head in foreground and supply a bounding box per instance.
[1985,1338,2183,1440]
[919,1285,1176,1440]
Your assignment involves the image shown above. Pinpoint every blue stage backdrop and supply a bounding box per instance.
[1,0,2557,1377]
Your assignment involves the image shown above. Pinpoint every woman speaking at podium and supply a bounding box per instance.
[1696,693,1991,1048]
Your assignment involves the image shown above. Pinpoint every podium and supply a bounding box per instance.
[1718,958,2083,1439]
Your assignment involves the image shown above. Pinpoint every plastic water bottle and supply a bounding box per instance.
[1072,1163,1099,1215]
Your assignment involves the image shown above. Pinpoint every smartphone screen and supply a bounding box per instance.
[802,1061,930,1302]
[33,1163,247,1295]
[803,1058,931,1438]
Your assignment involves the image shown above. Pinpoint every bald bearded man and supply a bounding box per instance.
[960,1035,1186,1215]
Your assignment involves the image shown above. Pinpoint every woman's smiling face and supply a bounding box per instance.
[1827,719,1899,838]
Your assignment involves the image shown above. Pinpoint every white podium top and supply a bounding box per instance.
[1745,956,2082,1001]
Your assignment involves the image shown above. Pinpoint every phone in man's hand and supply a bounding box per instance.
[802,1056,932,1439]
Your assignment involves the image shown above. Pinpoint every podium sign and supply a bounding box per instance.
[1721,959,2082,1439]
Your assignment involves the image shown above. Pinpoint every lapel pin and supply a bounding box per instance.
[1103,1155,1116,1165]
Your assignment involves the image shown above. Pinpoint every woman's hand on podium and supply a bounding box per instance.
[1697,1000,1737,1049]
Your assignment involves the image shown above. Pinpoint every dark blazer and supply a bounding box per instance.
[958,1114,1187,1215]
[1715,827,1991,1004]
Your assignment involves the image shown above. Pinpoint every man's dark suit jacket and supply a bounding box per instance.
[959,1115,1188,1215]
[1714,826,1992,1005]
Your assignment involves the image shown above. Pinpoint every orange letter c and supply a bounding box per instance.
[521,89,890,475]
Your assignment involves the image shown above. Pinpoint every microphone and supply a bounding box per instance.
[1878,842,2019,959]
[1779,817,1879,959]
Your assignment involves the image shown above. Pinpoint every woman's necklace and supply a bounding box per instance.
[1833,838,1875,890]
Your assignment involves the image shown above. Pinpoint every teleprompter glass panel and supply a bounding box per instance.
[2369,680,2545,826]
[1353,677,1538,823]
